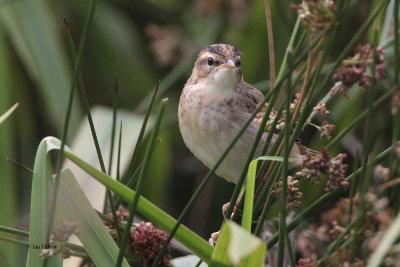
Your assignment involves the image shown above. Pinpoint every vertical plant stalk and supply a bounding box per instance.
[316,219,358,266]
[395,0,399,85]
[44,0,97,256]
[352,22,379,257]
[257,39,315,196]
[266,146,393,248]
[289,35,314,126]
[117,122,122,182]
[258,0,390,199]
[108,75,119,176]
[390,0,400,213]
[278,52,293,267]
[224,88,279,219]
[116,99,168,267]
[241,160,257,231]
[264,0,276,88]
[226,19,303,220]
[103,74,119,234]
[63,15,121,243]
[121,82,159,186]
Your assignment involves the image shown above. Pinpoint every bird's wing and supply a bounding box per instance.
[236,82,265,113]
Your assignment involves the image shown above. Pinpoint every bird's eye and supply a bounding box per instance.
[207,57,214,66]
[236,58,241,67]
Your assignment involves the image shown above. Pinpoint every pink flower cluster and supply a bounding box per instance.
[296,147,348,192]
[331,44,385,98]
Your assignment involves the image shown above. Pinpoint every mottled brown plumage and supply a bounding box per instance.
[178,44,301,183]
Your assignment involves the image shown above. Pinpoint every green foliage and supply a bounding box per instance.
[210,221,266,267]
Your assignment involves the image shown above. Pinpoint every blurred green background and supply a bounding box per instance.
[0,0,391,265]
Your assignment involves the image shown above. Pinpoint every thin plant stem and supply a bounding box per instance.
[121,82,159,186]
[278,55,293,266]
[264,0,276,89]
[265,145,393,248]
[316,219,358,267]
[277,17,301,79]
[225,86,280,219]
[116,99,168,267]
[0,225,29,237]
[194,260,203,267]
[7,158,33,173]
[117,121,122,182]
[327,85,399,149]
[289,34,314,127]
[63,15,121,243]
[284,226,295,267]
[126,139,160,189]
[352,24,379,257]
[395,0,399,85]
[254,169,279,236]
[390,0,400,213]
[44,2,97,261]
[108,74,119,176]
[257,36,316,199]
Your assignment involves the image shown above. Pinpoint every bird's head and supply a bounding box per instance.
[188,44,243,91]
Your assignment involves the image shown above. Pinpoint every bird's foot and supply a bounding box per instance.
[222,202,237,219]
[208,230,220,246]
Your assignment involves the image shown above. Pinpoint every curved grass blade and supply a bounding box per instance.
[31,137,130,266]
[28,138,63,267]
[210,221,266,267]
[58,169,129,267]
[43,137,213,263]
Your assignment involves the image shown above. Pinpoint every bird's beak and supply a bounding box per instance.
[215,59,236,70]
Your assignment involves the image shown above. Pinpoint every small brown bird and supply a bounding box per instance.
[178,44,301,184]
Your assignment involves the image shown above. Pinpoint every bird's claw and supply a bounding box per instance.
[209,230,220,246]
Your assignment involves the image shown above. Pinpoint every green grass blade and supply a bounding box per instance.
[63,12,121,242]
[42,137,213,263]
[278,67,293,267]
[58,169,129,267]
[241,156,299,232]
[45,0,97,255]
[28,138,63,267]
[116,121,122,182]
[210,221,266,267]
[171,255,207,267]
[117,98,168,266]
[0,226,29,237]
[108,75,119,176]
[122,82,159,186]
[242,160,257,232]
